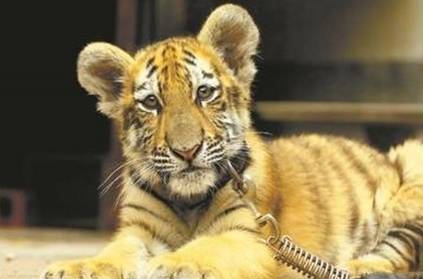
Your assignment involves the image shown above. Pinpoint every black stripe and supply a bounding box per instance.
[152,158,172,164]
[199,204,250,234]
[356,221,372,257]
[183,49,196,59]
[121,203,170,223]
[140,133,153,145]
[127,167,179,214]
[134,182,177,213]
[388,229,420,251]
[147,65,158,78]
[182,66,193,91]
[161,65,169,76]
[209,96,221,106]
[391,155,405,185]
[335,139,377,194]
[135,82,147,92]
[404,223,423,236]
[157,81,163,93]
[202,70,214,79]
[121,220,169,245]
[213,119,226,129]
[207,153,225,162]
[377,252,400,269]
[183,57,196,66]
[213,204,249,224]
[207,140,221,149]
[218,102,227,111]
[174,62,183,71]
[399,227,421,268]
[146,57,154,68]
[225,225,259,235]
[381,240,415,268]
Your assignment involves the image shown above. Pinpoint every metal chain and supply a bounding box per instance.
[226,160,351,279]
[225,160,281,240]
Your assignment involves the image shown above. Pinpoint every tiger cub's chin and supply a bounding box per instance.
[168,168,217,198]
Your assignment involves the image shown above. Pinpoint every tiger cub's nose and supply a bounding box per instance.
[171,142,202,161]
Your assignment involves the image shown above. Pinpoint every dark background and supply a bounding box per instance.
[1,0,115,227]
[1,0,421,229]
[1,1,115,186]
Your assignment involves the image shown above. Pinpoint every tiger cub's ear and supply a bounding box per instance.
[77,42,134,117]
[197,4,259,88]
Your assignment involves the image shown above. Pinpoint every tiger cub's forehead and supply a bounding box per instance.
[132,39,220,95]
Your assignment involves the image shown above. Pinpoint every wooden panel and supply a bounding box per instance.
[116,0,138,51]
[256,101,423,124]
[0,190,27,226]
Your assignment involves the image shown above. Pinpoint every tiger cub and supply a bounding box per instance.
[42,4,423,279]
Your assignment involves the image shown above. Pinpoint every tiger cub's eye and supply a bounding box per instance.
[197,85,215,102]
[141,95,160,110]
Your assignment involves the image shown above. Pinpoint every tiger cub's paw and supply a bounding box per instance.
[147,254,219,279]
[40,257,140,279]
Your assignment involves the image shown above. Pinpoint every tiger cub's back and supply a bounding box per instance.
[267,134,400,264]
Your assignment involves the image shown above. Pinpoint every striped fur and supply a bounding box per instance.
[41,4,423,279]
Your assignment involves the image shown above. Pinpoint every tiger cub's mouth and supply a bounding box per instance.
[180,165,203,174]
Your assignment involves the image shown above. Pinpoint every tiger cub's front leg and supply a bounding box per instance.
[41,227,167,279]
[146,196,278,279]
[147,230,277,279]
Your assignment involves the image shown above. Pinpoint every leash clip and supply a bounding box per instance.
[225,160,280,241]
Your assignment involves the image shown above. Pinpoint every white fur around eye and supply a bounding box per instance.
[199,86,220,107]
[134,90,162,115]
[137,102,158,115]
[133,70,164,114]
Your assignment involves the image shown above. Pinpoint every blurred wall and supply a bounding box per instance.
[269,0,423,62]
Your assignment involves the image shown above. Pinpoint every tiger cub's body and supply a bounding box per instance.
[269,135,423,275]
[42,4,423,279]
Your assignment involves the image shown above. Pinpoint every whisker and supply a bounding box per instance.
[98,163,125,190]
[100,173,124,197]
[251,130,273,137]
[98,159,138,191]
[107,158,156,209]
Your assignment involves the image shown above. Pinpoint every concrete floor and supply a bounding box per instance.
[2,228,422,279]
[0,228,110,279]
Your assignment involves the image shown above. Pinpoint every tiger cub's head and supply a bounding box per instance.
[77,4,259,201]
